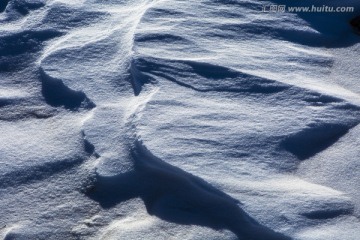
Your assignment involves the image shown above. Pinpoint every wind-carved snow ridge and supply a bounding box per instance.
[131,57,290,94]
[129,59,155,96]
[130,52,360,164]
[0,30,63,71]
[88,141,291,240]
[1,0,360,239]
[280,123,354,160]
[88,1,360,239]
[131,46,360,164]
[0,130,97,190]
[39,68,96,110]
[0,156,84,189]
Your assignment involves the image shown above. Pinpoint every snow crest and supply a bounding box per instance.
[1,0,360,239]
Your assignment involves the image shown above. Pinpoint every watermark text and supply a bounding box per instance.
[262,5,355,13]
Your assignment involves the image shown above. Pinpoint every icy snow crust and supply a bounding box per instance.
[0,0,360,239]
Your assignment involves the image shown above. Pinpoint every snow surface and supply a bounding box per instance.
[0,0,360,239]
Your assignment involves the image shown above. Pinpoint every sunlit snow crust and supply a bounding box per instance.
[0,0,360,239]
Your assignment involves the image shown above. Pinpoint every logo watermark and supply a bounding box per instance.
[262,5,355,13]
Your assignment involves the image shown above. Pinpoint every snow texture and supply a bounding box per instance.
[0,0,360,239]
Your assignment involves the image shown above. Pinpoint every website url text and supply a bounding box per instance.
[262,5,355,13]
